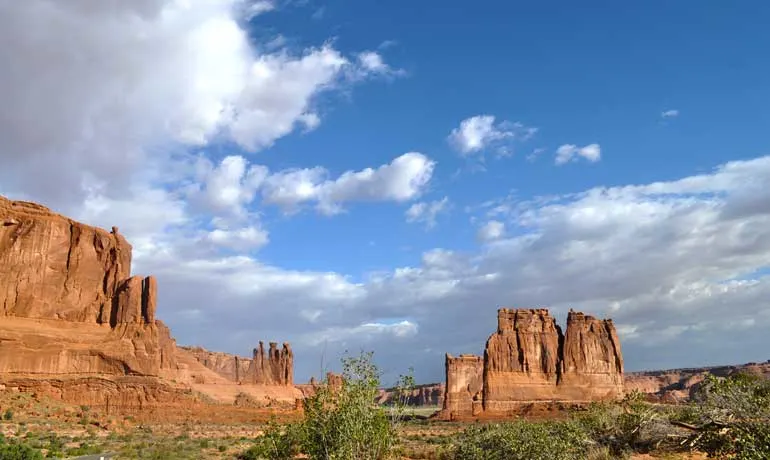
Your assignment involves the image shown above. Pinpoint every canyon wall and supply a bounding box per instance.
[441,307,624,419]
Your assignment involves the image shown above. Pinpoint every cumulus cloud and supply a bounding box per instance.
[477,220,505,242]
[134,155,770,382]
[261,152,436,214]
[555,143,602,165]
[205,226,270,251]
[0,0,395,207]
[448,115,537,157]
[190,155,268,218]
[405,197,450,229]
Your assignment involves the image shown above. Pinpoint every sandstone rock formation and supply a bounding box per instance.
[558,310,624,400]
[0,196,176,377]
[180,346,253,382]
[625,360,770,402]
[377,383,444,407]
[183,342,294,385]
[483,309,562,410]
[0,195,301,409]
[440,307,624,419]
[443,355,483,418]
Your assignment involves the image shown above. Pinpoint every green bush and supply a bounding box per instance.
[443,420,592,460]
[688,372,770,459]
[3,410,13,421]
[0,439,44,460]
[241,351,413,460]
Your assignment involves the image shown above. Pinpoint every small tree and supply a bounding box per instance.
[242,351,413,460]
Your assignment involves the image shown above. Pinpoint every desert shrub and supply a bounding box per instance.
[3,410,13,421]
[574,391,687,456]
[0,437,44,460]
[687,372,770,459]
[443,419,592,460]
[242,351,413,460]
[239,420,303,460]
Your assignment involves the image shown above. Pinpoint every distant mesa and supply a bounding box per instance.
[439,308,624,419]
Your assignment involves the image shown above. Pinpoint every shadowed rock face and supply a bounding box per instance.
[558,310,624,400]
[0,195,175,377]
[483,309,562,410]
[441,307,624,418]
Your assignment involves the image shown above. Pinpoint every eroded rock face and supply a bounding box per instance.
[248,341,294,385]
[0,195,175,377]
[441,307,624,418]
[559,310,624,400]
[483,309,562,410]
[181,342,294,385]
[441,354,483,419]
[1,198,132,322]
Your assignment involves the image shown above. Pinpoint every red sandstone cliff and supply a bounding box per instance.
[441,307,624,419]
[0,195,299,408]
[0,196,176,377]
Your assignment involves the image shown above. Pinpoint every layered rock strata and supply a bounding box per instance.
[441,307,624,418]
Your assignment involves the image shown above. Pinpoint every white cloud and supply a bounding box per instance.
[241,0,275,19]
[354,51,405,78]
[205,226,269,251]
[261,152,436,214]
[555,143,601,165]
[190,155,268,218]
[57,154,770,383]
[661,109,680,119]
[302,320,419,346]
[0,0,395,206]
[448,115,536,156]
[477,220,505,242]
[405,197,450,229]
[226,45,350,150]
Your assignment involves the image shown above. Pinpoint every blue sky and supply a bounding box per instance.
[249,0,770,278]
[2,0,770,384]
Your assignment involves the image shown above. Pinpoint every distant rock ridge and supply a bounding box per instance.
[625,360,770,402]
[440,308,624,419]
[182,342,294,385]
